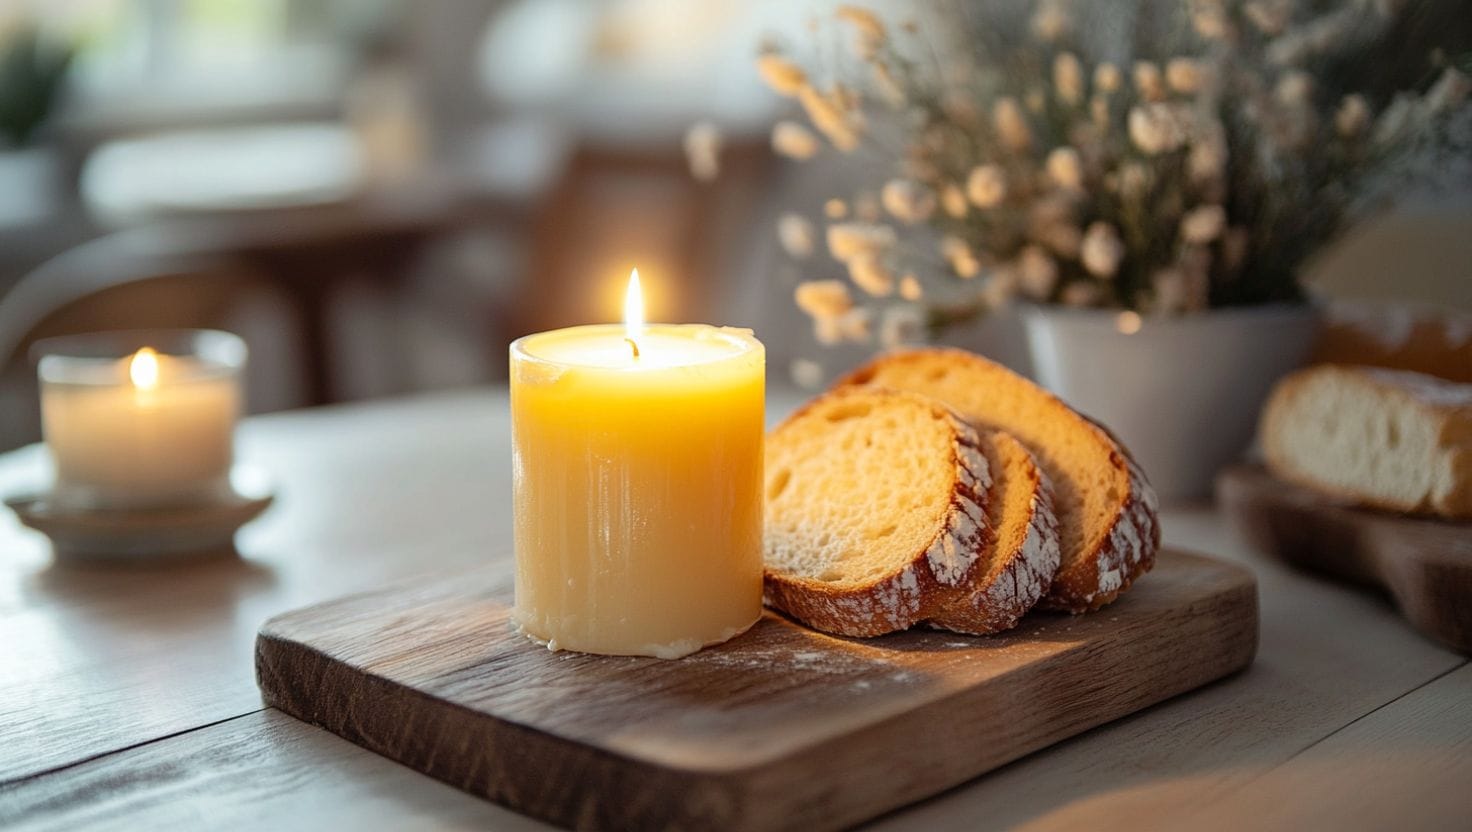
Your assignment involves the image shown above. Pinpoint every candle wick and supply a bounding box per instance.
[625,337,640,359]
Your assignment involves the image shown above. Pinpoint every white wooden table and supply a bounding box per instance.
[0,389,1467,830]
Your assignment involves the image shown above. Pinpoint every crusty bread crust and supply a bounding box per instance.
[925,431,1062,634]
[1040,418,1159,612]
[762,389,995,637]
[835,348,1160,613]
[1261,365,1472,520]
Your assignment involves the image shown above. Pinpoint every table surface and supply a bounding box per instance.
[0,388,1467,831]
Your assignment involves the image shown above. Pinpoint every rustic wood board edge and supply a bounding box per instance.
[256,551,1258,832]
[1217,463,1472,656]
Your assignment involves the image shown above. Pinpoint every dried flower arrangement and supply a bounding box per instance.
[696,1,1472,350]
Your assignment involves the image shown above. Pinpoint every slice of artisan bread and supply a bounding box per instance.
[925,430,1062,635]
[763,388,993,637]
[835,348,1159,612]
[1261,365,1472,520]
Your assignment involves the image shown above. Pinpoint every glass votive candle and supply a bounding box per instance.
[34,329,247,511]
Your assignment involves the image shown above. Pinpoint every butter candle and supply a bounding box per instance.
[36,330,246,510]
[510,271,764,658]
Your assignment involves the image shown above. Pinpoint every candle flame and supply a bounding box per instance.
[129,347,160,390]
[624,268,645,342]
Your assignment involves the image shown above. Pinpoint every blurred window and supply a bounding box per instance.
[48,0,393,121]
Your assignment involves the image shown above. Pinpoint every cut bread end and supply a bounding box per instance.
[925,430,1062,635]
[1262,365,1472,520]
[762,387,993,637]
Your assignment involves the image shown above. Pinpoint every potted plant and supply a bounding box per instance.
[711,1,1472,499]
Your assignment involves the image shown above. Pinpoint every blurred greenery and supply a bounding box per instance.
[0,28,73,148]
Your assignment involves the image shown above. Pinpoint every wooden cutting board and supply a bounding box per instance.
[1218,463,1472,656]
[256,549,1256,832]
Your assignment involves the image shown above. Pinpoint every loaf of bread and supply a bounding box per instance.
[1261,365,1472,520]
[1311,302,1472,384]
[835,348,1159,612]
[764,387,1066,637]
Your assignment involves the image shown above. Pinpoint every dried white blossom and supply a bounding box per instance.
[833,83,861,112]
[966,164,1008,208]
[1080,222,1126,278]
[790,358,824,390]
[1267,8,1357,67]
[1025,89,1047,115]
[1036,223,1082,258]
[1017,246,1059,300]
[777,214,816,259]
[1244,2,1290,36]
[993,96,1033,152]
[942,92,982,128]
[1045,146,1084,191]
[940,183,968,218]
[1244,0,1290,36]
[1153,266,1209,314]
[1425,68,1472,114]
[837,5,886,60]
[941,235,981,278]
[1094,62,1123,94]
[772,121,820,160]
[872,61,906,108]
[1371,95,1416,145]
[1165,58,1205,94]
[1189,0,1233,41]
[1188,130,1228,183]
[1334,94,1371,137]
[814,316,844,346]
[879,305,926,349]
[880,179,936,224]
[981,269,1018,308]
[1053,52,1085,105]
[1128,104,1187,155]
[1180,204,1227,244]
[847,252,895,297]
[824,198,848,219]
[1275,71,1314,108]
[836,307,873,342]
[683,121,721,182]
[898,274,923,301]
[756,54,807,97]
[826,222,896,262]
[1090,95,1111,128]
[1031,0,1072,43]
[1026,197,1082,258]
[1060,281,1105,307]
[799,86,861,152]
[1117,161,1152,200]
[1134,62,1166,102]
[794,279,853,320]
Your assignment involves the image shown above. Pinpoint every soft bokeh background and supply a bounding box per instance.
[0,0,1467,452]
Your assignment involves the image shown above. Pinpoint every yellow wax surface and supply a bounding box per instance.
[510,324,765,658]
[41,353,239,508]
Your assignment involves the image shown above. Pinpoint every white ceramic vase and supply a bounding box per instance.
[1020,303,1320,502]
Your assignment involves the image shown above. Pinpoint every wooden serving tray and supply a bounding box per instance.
[1219,463,1472,655]
[256,549,1256,831]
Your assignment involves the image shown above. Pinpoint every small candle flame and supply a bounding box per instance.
[624,268,645,358]
[129,347,160,390]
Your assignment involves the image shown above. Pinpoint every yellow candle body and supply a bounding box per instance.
[41,354,239,508]
[510,324,764,658]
